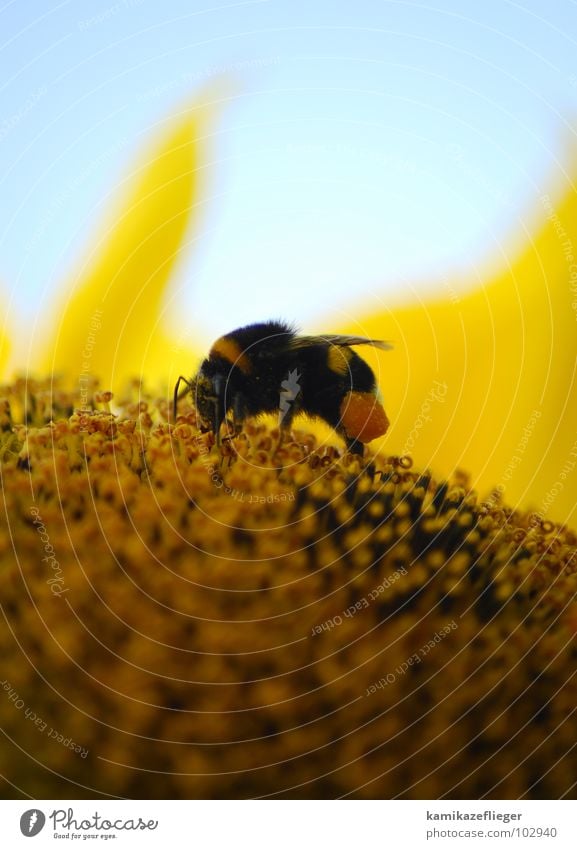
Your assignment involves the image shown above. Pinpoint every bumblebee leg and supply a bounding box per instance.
[345,437,377,477]
[346,437,365,457]
[219,399,242,470]
[173,375,193,421]
[215,422,231,474]
[218,394,245,471]
[347,439,377,481]
[277,405,297,452]
[210,376,226,448]
[212,409,223,448]
[232,393,247,436]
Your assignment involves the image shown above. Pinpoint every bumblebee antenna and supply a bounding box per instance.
[173,375,193,422]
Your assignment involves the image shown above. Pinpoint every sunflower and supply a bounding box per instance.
[1,93,576,799]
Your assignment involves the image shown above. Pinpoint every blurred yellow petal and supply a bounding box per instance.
[0,323,11,377]
[355,151,577,524]
[39,92,219,389]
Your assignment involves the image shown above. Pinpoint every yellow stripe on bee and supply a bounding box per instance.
[340,391,390,443]
[327,345,353,375]
[210,337,252,374]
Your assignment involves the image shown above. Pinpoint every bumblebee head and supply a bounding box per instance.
[191,367,225,435]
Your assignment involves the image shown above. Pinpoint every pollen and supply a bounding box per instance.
[1,376,577,800]
[339,391,390,442]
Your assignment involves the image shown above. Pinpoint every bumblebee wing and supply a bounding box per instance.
[290,334,393,351]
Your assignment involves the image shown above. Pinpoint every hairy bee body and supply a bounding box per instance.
[175,320,391,455]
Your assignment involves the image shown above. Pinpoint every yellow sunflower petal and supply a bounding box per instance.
[38,91,218,390]
[0,321,11,377]
[354,156,577,524]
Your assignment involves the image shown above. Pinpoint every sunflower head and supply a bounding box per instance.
[1,376,577,799]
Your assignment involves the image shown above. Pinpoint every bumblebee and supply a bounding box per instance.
[174,320,392,455]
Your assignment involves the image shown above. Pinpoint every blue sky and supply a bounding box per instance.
[1,0,577,343]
